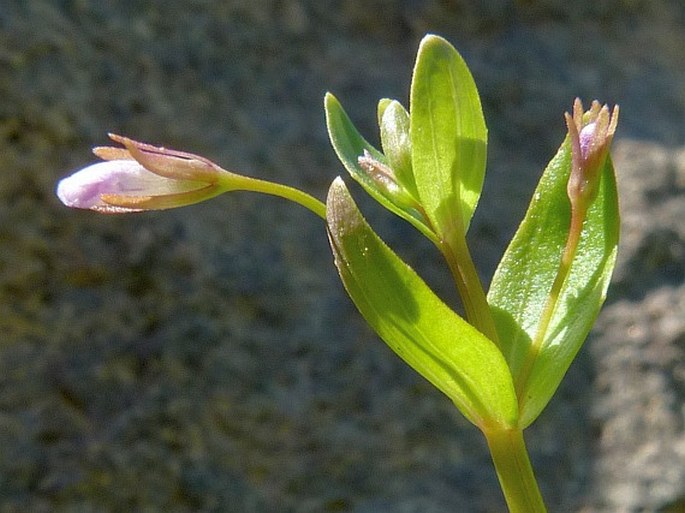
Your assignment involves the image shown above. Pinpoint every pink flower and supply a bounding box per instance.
[57,134,229,213]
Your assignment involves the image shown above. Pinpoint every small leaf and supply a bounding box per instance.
[377,98,393,126]
[325,92,437,243]
[488,138,619,428]
[410,34,487,239]
[327,177,518,430]
[379,100,418,199]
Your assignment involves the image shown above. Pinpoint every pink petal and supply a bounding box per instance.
[579,121,597,160]
[56,160,201,211]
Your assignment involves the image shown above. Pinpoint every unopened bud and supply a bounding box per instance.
[57,134,230,213]
[565,98,619,207]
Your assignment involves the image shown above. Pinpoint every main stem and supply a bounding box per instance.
[484,427,547,513]
[438,234,500,349]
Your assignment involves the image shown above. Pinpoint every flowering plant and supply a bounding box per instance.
[57,34,619,512]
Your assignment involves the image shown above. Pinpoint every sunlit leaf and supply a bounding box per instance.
[410,34,487,239]
[327,177,518,430]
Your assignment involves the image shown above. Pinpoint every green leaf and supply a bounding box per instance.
[325,92,437,243]
[326,177,518,430]
[487,139,619,428]
[377,98,393,126]
[410,34,487,238]
[379,100,418,199]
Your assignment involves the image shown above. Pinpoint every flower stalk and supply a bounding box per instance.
[56,134,326,219]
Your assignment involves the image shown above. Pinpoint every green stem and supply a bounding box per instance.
[219,173,327,220]
[484,427,547,513]
[437,234,500,349]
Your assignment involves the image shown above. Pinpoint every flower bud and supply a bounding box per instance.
[56,134,228,213]
[565,98,619,208]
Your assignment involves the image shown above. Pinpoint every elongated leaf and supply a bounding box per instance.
[327,177,518,430]
[488,138,619,428]
[410,34,487,238]
[325,93,437,243]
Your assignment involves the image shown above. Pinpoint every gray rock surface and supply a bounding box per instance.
[1,1,684,511]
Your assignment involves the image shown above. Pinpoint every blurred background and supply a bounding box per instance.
[1,1,684,511]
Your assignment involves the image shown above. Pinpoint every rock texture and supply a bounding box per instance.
[1,1,684,512]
